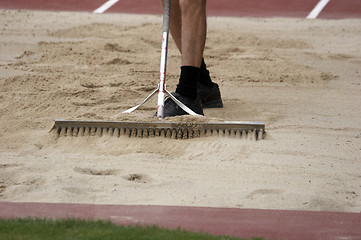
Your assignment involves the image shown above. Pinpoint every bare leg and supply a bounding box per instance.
[158,0,222,117]
[179,0,207,67]
[161,0,207,67]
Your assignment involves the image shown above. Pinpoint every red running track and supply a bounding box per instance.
[0,0,360,18]
[1,202,360,240]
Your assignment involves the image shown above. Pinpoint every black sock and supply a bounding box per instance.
[199,58,214,88]
[175,66,199,100]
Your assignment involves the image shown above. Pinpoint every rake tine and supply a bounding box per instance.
[96,127,102,137]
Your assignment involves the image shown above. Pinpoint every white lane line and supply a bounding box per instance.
[93,0,119,14]
[307,0,330,19]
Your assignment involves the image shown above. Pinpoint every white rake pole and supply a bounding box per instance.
[123,0,198,117]
[157,0,171,119]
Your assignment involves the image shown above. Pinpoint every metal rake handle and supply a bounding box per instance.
[156,0,171,119]
[123,0,199,118]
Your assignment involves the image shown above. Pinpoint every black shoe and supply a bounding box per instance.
[198,82,223,108]
[159,92,204,118]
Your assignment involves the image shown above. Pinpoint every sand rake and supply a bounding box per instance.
[52,0,265,140]
[52,120,265,140]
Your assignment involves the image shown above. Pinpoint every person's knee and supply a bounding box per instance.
[179,0,206,12]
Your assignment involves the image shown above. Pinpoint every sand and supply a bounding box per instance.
[0,9,360,212]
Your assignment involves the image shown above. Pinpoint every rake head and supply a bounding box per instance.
[52,119,265,140]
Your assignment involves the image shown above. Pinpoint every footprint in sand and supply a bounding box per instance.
[74,167,119,176]
[0,182,6,196]
[124,173,151,184]
[246,189,284,199]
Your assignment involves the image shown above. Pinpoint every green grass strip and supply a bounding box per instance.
[0,218,267,240]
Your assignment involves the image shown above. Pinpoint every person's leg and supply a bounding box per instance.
[161,0,215,86]
[160,0,198,100]
[178,0,206,67]
[161,0,205,66]
[170,0,207,102]
[177,0,223,108]
[159,0,222,117]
